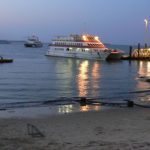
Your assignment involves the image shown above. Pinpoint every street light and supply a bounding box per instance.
[144,19,148,29]
[144,19,148,47]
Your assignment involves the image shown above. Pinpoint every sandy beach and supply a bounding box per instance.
[0,107,150,150]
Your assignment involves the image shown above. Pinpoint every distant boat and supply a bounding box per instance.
[0,56,13,63]
[24,36,43,48]
[46,34,111,60]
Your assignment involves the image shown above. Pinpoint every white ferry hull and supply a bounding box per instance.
[46,34,111,60]
[24,43,43,48]
[46,48,110,60]
[24,36,43,48]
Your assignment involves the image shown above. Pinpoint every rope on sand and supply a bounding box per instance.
[0,97,150,110]
[124,100,150,108]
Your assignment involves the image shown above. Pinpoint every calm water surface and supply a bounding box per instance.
[0,42,150,105]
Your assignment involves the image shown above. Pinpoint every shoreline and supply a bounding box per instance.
[0,103,107,119]
[0,106,150,149]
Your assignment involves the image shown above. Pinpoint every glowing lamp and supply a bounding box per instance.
[82,35,87,41]
[144,19,148,28]
[94,36,99,41]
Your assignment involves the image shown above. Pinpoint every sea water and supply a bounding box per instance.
[0,42,150,105]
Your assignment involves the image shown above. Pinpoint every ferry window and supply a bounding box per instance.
[55,48,64,51]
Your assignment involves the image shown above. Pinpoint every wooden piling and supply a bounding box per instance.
[138,43,140,58]
[145,43,148,49]
[129,46,132,59]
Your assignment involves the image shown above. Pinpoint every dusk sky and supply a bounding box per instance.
[0,0,149,44]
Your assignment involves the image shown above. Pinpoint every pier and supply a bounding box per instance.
[121,43,150,61]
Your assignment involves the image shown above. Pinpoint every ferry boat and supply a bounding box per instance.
[46,34,111,60]
[24,36,43,48]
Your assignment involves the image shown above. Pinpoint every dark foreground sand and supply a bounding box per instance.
[0,107,150,150]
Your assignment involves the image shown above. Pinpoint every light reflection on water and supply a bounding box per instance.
[58,105,74,114]
[91,62,101,96]
[138,61,150,77]
[80,105,101,112]
[135,61,150,103]
[57,104,101,114]
[77,60,89,97]
[77,60,101,97]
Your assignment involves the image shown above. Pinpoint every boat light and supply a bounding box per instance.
[94,36,99,41]
[82,35,87,41]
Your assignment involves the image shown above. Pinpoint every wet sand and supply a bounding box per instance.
[0,107,150,150]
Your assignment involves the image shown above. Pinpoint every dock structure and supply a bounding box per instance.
[122,43,150,60]
[132,48,150,59]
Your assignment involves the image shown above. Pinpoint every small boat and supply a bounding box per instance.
[24,36,43,48]
[106,49,124,60]
[0,56,13,63]
[46,34,111,60]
